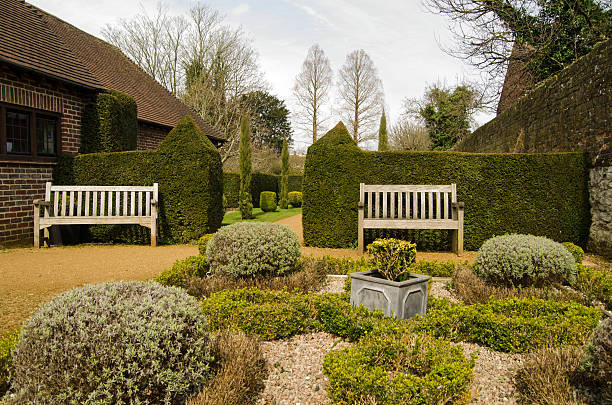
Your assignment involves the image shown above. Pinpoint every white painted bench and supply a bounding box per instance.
[358,183,464,255]
[33,182,158,247]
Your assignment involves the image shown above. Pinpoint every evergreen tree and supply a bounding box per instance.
[377,110,389,151]
[239,117,253,219]
[279,137,289,209]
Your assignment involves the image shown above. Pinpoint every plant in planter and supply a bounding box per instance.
[350,238,430,319]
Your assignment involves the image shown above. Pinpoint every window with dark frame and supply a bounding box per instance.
[1,105,59,158]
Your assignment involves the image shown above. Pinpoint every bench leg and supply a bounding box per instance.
[43,227,49,247]
[451,230,458,255]
[358,208,364,252]
[33,206,40,248]
[150,223,157,247]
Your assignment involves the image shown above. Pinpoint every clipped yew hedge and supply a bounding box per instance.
[55,116,224,243]
[303,122,590,250]
[223,172,302,208]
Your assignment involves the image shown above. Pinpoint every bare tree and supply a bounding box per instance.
[337,49,384,144]
[292,44,333,144]
[390,119,432,151]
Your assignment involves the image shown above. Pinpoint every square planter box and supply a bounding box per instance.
[350,270,430,319]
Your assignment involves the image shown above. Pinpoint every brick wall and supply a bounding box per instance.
[0,64,92,154]
[137,122,169,150]
[0,162,54,245]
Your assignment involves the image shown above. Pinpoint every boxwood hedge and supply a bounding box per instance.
[55,115,224,243]
[303,122,590,250]
[224,172,302,208]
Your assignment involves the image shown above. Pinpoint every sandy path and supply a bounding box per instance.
[0,244,197,333]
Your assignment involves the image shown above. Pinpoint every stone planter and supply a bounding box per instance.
[350,270,430,319]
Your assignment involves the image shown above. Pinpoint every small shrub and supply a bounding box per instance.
[323,333,475,405]
[515,346,587,405]
[367,238,417,281]
[188,330,267,405]
[10,281,213,404]
[288,191,302,207]
[581,317,612,396]
[198,234,215,255]
[259,191,277,212]
[207,222,301,278]
[155,255,209,288]
[474,234,577,287]
[562,242,585,264]
[452,265,585,305]
[0,331,18,396]
[416,297,602,353]
[312,293,382,342]
[408,260,456,277]
[572,265,612,310]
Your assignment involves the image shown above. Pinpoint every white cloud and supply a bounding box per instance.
[230,3,250,17]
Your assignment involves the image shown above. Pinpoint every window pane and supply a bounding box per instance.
[36,116,57,155]
[6,110,30,154]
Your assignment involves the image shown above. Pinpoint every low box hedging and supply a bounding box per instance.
[223,172,303,208]
[417,297,602,353]
[303,122,590,249]
[572,265,612,310]
[155,255,209,289]
[55,115,224,243]
[323,333,475,405]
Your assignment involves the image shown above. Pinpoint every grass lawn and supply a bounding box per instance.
[222,207,302,226]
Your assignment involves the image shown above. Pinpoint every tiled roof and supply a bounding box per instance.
[0,0,224,141]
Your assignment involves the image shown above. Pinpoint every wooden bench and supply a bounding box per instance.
[358,183,464,255]
[33,182,158,248]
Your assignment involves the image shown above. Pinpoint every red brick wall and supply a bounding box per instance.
[0,64,92,154]
[0,162,54,245]
[137,123,169,150]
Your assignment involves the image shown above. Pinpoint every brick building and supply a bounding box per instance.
[0,0,223,245]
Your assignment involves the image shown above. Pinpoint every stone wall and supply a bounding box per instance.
[454,39,612,257]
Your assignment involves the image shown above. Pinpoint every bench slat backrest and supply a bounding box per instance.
[44,183,157,218]
[360,183,457,221]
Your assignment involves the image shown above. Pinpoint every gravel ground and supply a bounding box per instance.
[429,279,460,302]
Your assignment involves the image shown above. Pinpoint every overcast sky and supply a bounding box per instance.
[30,0,495,152]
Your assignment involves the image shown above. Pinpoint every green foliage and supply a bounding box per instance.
[581,317,612,396]
[239,117,254,219]
[377,110,389,151]
[155,255,209,288]
[311,293,382,341]
[259,191,277,212]
[280,138,289,209]
[408,260,457,277]
[562,242,585,264]
[54,115,224,244]
[417,297,601,353]
[288,191,302,207]
[475,234,577,287]
[197,234,215,256]
[572,265,612,310]
[81,90,137,153]
[207,222,301,278]
[223,172,302,208]
[323,333,474,405]
[303,122,590,250]
[0,330,18,396]
[10,282,212,404]
[367,238,417,281]
[241,90,294,153]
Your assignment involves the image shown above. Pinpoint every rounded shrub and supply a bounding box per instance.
[474,234,576,287]
[581,317,612,394]
[562,242,585,264]
[207,222,301,278]
[10,281,213,404]
[155,255,209,288]
[288,191,302,207]
[198,233,215,255]
[259,191,277,212]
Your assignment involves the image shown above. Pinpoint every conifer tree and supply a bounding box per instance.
[378,110,389,151]
[239,117,253,219]
[279,137,289,209]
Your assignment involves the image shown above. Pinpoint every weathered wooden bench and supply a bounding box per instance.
[358,183,464,255]
[33,182,158,247]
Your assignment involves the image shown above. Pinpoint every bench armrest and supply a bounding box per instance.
[151,199,158,206]
[358,202,364,209]
[33,199,51,207]
[452,202,464,209]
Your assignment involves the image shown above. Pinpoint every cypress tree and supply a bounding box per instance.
[279,137,289,209]
[239,117,253,219]
[378,110,389,151]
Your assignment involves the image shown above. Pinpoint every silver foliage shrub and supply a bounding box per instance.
[581,317,612,396]
[474,234,576,287]
[207,222,301,278]
[9,281,212,404]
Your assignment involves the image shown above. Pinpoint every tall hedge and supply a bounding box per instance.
[303,122,591,250]
[223,172,302,208]
[81,90,137,153]
[55,115,224,243]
